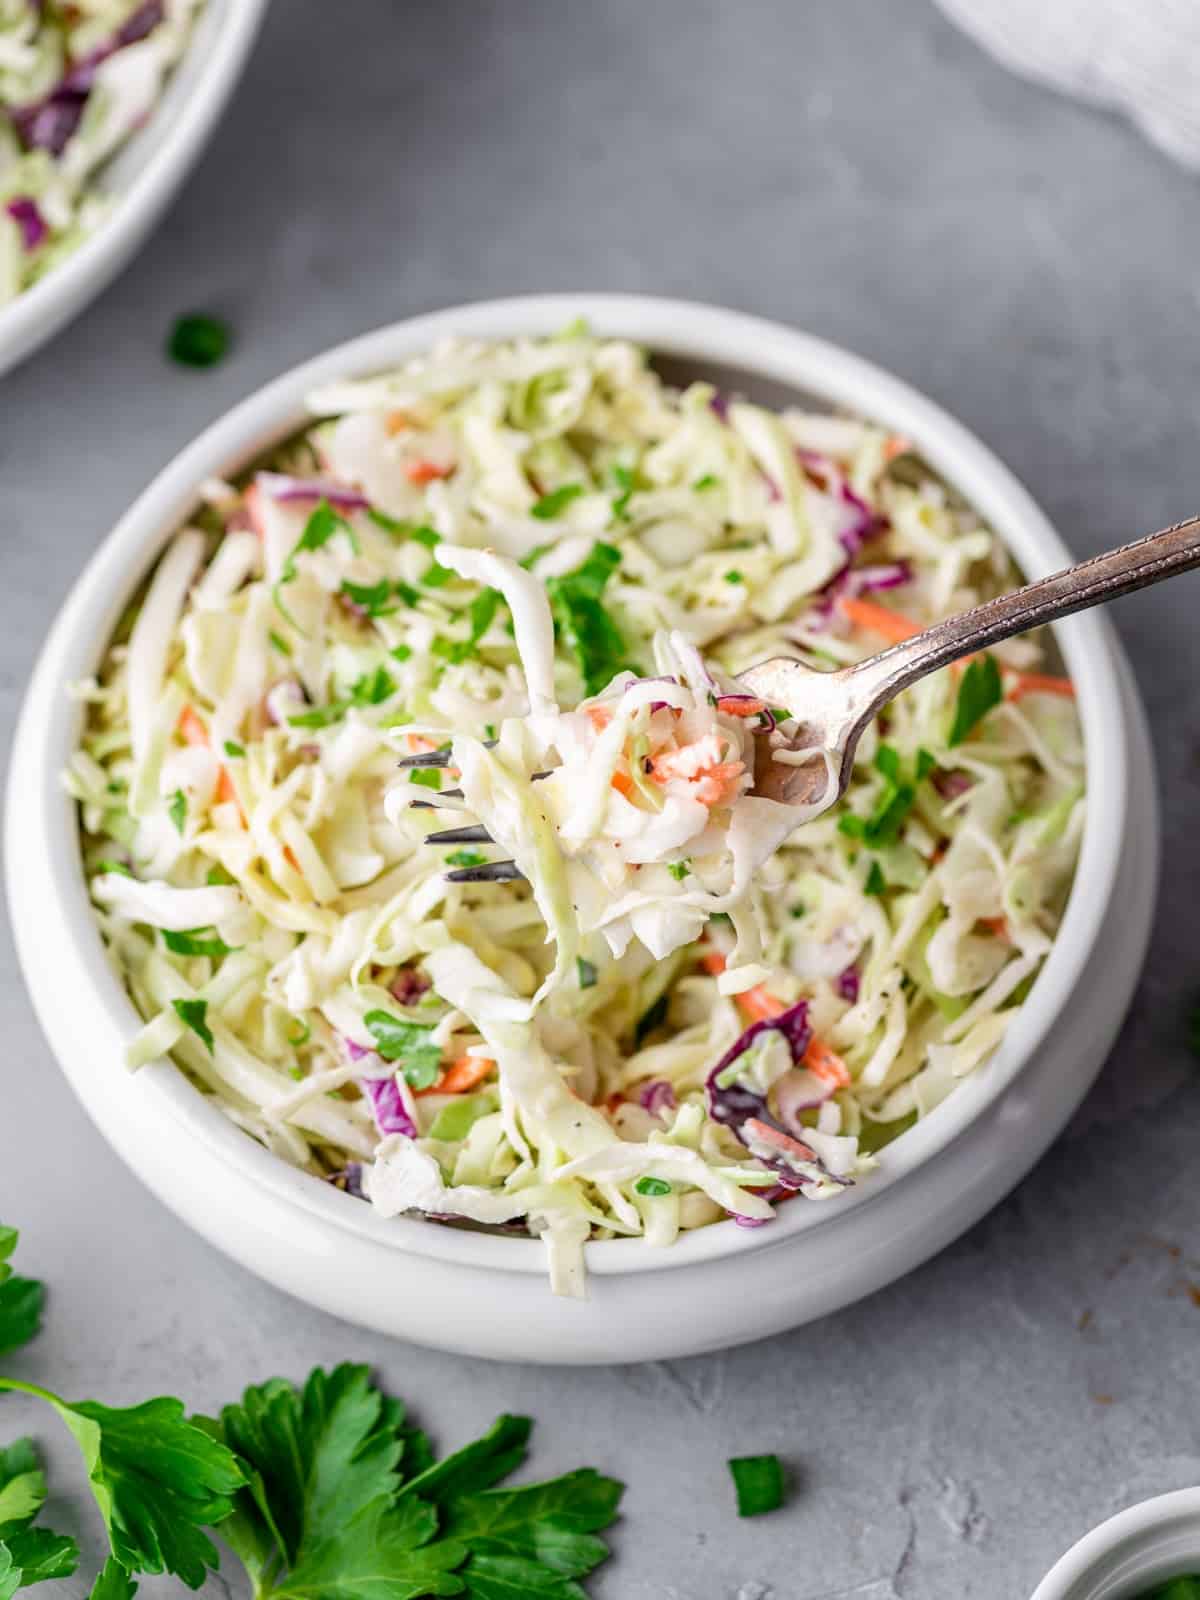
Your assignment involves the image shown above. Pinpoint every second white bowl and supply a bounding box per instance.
[1033,1490,1200,1600]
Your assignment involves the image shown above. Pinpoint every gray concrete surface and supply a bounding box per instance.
[4,2,1200,1595]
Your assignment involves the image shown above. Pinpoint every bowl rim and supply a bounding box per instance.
[1031,1489,1200,1599]
[5,292,1129,1280]
[0,0,270,374]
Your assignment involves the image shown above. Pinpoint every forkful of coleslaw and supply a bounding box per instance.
[392,514,1200,966]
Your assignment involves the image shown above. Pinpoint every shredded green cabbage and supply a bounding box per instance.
[71,328,1085,1293]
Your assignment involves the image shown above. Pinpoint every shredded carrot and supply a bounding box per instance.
[1006,673,1076,702]
[603,1089,626,1116]
[177,705,208,746]
[735,985,788,1023]
[701,950,727,977]
[405,733,440,753]
[585,704,613,731]
[416,1053,496,1098]
[610,769,635,799]
[804,1037,851,1088]
[978,916,1009,939]
[404,459,453,485]
[838,596,921,644]
[384,410,413,435]
[883,433,913,462]
[718,697,768,717]
[743,1117,815,1162]
[178,705,242,815]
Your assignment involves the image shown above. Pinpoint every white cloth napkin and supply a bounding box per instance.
[933,0,1200,170]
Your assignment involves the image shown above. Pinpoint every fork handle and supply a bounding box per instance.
[849,512,1200,711]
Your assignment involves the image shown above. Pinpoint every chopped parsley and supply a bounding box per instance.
[723,570,745,585]
[162,928,236,959]
[546,541,633,696]
[167,312,230,368]
[421,561,453,588]
[390,644,412,662]
[728,1454,786,1518]
[350,666,396,706]
[531,483,584,520]
[409,524,441,548]
[222,740,245,759]
[206,864,235,886]
[268,630,291,656]
[693,473,720,491]
[287,703,346,730]
[948,654,1003,747]
[167,789,187,835]
[340,577,399,618]
[667,861,690,881]
[435,588,501,665]
[610,464,635,521]
[634,1177,672,1197]
[409,768,442,790]
[171,998,214,1054]
[96,860,133,877]
[446,849,486,868]
[864,861,886,896]
[577,957,598,989]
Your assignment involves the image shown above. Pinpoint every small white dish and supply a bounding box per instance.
[4,295,1160,1362]
[0,0,269,378]
[1032,1489,1200,1599]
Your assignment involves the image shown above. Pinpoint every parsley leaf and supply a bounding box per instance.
[0,1227,43,1358]
[88,1555,137,1599]
[409,768,442,791]
[43,1396,242,1587]
[167,313,230,369]
[948,654,1003,747]
[0,1351,244,1593]
[409,1414,623,1596]
[167,790,187,835]
[693,473,719,491]
[275,501,359,627]
[0,1437,78,1597]
[363,1011,442,1089]
[723,570,744,585]
[223,740,245,759]
[269,630,292,656]
[162,928,236,959]
[530,484,583,520]
[666,861,690,882]
[864,861,886,896]
[545,542,633,696]
[576,957,598,990]
[171,998,214,1054]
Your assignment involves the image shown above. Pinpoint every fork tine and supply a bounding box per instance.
[425,823,493,845]
[397,737,500,770]
[397,748,454,769]
[446,860,524,883]
[409,788,464,809]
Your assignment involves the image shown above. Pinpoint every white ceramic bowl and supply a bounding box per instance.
[1033,1490,1200,1599]
[0,0,269,378]
[5,295,1159,1363]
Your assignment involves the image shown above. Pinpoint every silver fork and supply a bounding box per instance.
[399,514,1200,882]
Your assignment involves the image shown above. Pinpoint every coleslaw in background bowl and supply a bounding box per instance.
[0,0,267,376]
[5,296,1157,1361]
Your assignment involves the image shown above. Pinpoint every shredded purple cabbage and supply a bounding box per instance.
[328,1162,366,1199]
[12,0,165,154]
[807,559,913,631]
[705,1001,814,1189]
[837,966,860,1004]
[5,197,48,251]
[637,1079,677,1116]
[257,471,370,510]
[359,1074,417,1139]
[717,693,776,732]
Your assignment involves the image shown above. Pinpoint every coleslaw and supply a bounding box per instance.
[69,327,1085,1294]
[1,0,203,304]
